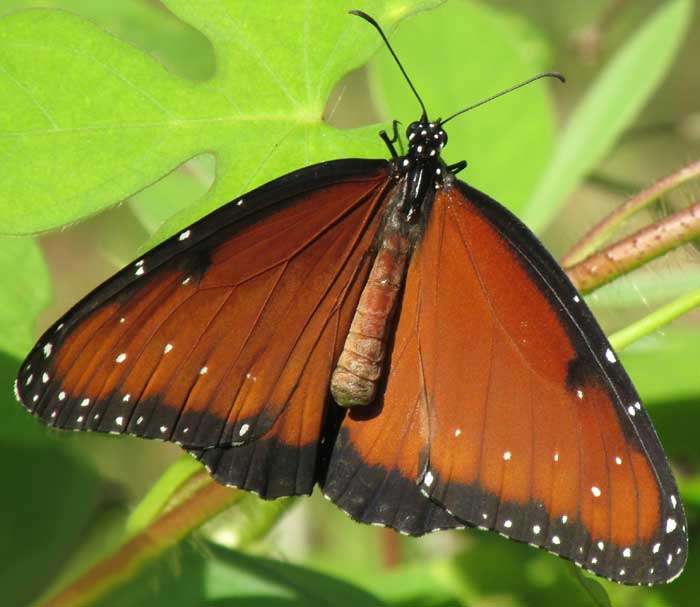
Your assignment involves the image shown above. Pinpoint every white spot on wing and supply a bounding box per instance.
[653,542,660,554]
[423,471,434,487]
[504,520,512,528]
[627,405,636,416]
[591,486,601,497]
[135,266,145,276]
[164,343,173,354]
[199,366,208,375]
[80,398,90,408]
[615,456,622,465]
[178,229,191,241]
[561,515,568,524]
[553,452,559,462]
[115,353,127,363]
[160,425,168,433]
[454,428,461,437]
[573,295,580,303]
[43,343,53,358]
[503,451,511,461]
[597,541,605,550]
[42,372,50,383]
[576,389,584,399]
[115,416,124,426]
[533,525,541,534]
[666,518,677,533]
[123,394,131,402]
[605,348,616,363]
[623,547,631,558]
[671,495,677,509]
[58,391,66,401]
[239,423,250,437]
[136,416,144,425]
[552,536,561,545]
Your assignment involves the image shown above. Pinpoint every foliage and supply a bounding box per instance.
[0,0,697,605]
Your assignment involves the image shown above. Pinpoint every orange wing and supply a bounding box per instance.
[16,160,390,498]
[324,180,686,584]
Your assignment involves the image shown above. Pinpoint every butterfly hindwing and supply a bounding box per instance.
[324,178,687,584]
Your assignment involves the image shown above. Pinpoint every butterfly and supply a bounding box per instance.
[14,10,686,586]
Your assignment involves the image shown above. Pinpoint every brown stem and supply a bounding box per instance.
[565,202,700,294]
[379,527,401,569]
[40,474,243,607]
[561,160,700,267]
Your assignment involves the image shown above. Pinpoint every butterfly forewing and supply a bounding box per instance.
[16,161,391,484]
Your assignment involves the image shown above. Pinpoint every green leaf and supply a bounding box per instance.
[0,353,101,607]
[586,269,700,310]
[101,540,384,606]
[373,0,557,214]
[128,154,215,233]
[523,0,693,232]
[0,0,439,236]
[433,532,606,607]
[0,0,214,80]
[0,236,50,359]
[569,565,612,607]
[621,328,700,405]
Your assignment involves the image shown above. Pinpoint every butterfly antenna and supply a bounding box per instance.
[350,10,428,118]
[442,72,565,125]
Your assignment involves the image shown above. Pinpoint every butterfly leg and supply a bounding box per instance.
[446,160,467,175]
[379,120,403,157]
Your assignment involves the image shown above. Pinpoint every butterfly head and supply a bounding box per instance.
[405,118,447,161]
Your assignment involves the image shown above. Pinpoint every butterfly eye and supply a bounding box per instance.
[406,122,422,142]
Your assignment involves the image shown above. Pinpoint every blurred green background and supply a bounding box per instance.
[0,0,699,605]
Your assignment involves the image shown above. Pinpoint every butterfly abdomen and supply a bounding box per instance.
[331,230,409,407]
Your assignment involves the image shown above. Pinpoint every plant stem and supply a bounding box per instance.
[561,159,700,266]
[609,289,700,351]
[39,474,243,607]
[565,202,700,295]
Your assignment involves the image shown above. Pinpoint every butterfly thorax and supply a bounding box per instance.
[394,117,448,223]
[330,118,448,408]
